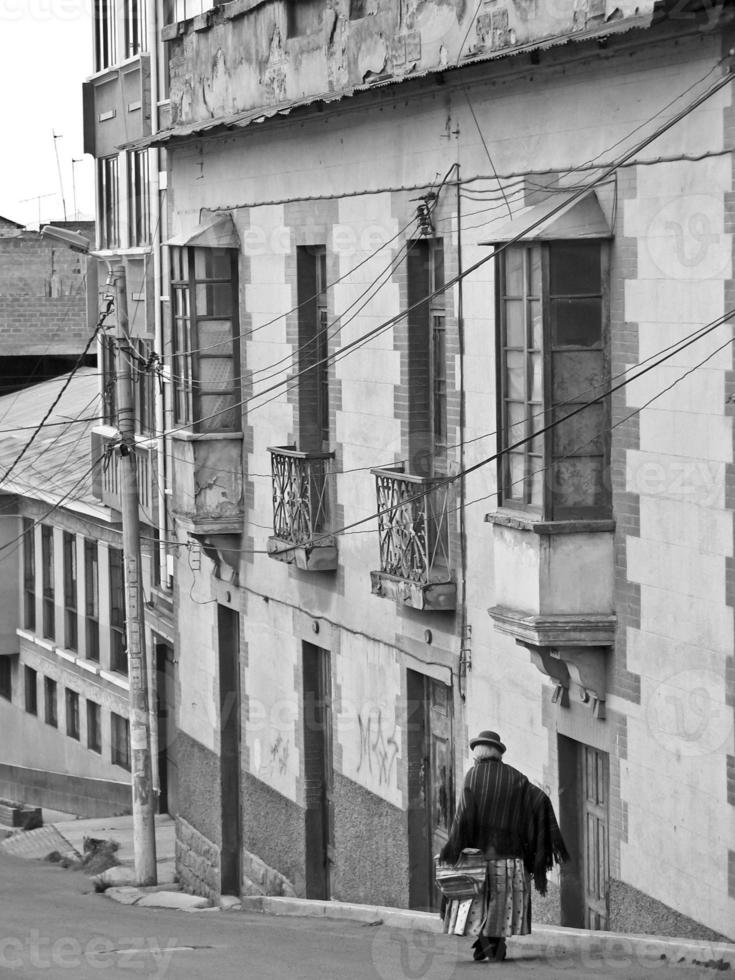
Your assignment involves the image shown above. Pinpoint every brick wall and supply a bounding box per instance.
[0,224,93,356]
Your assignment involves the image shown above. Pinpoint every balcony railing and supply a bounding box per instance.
[370,466,455,611]
[267,446,337,571]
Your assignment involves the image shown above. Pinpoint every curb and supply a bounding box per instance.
[238,896,735,968]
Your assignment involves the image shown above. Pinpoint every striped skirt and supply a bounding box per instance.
[442,858,531,939]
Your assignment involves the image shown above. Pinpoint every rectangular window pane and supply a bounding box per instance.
[552,404,605,457]
[0,659,11,701]
[23,518,36,632]
[196,283,233,317]
[552,350,605,404]
[197,320,234,352]
[194,248,232,281]
[109,548,127,675]
[550,243,601,295]
[505,350,525,400]
[551,456,606,510]
[45,677,58,728]
[550,297,603,348]
[25,667,37,715]
[111,711,131,770]
[85,540,100,663]
[41,526,55,641]
[503,249,524,296]
[87,701,102,753]
[63,532,77,652]
[66,689,80,740]
[504,300,524,348]
[199,357,235,390]
[197,394,237,431]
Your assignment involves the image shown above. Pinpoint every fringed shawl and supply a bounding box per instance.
[440,760,569,895]
[522,784,569,896]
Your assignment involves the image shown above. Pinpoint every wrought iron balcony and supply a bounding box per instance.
[267,446,337,571]
[370,466,456,611]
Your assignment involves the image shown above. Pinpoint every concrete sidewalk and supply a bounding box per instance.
[238,895,735,970]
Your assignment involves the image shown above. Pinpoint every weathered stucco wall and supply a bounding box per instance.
[166,21,734,935]
[165,0,656,129]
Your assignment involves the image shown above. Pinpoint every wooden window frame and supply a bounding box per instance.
[406,238,447,478]
[41,525,55,641]
[127,149,151,247]
[87,700,102,754]
[44,676,58,729]
[170,246,241,434]
[109,547,127,675]
[94,0,117,72]
[66,688,80,741]
[84,540,100,663]
[123,0,147,59]
[24,666,37,716]
[22,518,35,632]
[111,710,131,770]
[98,156,119,250]
[0,659,11,702]
[496,241,611,522]
[63,532,78,652]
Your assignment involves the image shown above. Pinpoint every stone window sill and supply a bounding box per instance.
[485,510,615,535]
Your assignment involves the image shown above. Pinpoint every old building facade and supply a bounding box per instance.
[74,0,735,938]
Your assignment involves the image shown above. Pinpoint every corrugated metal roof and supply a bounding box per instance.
[122,10,655,152]
[0,369,106,515]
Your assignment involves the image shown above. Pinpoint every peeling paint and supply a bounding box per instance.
[164,0,657,128]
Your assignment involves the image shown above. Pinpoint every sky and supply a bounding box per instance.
[0,1,96,229]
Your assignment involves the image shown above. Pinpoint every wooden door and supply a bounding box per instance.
[155,642,177,815]
[218,605,242,897]
[303,642,333,899]
[407,671,453,911]
[581,745,609,929]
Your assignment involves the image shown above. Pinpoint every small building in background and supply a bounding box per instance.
[0,218,96,395]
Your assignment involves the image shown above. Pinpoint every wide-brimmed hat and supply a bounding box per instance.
[469,730,506,754]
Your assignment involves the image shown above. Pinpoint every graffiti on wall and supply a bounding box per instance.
[357,708,399,786]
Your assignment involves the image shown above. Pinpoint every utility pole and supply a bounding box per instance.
[110,263,158,886]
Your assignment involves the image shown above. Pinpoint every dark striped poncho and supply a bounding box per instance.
[439,758,568,895]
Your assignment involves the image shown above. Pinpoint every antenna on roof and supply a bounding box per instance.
[52,131,68,222]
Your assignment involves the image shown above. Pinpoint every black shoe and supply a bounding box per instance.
[472,938,496,962]
[493,939,507,962]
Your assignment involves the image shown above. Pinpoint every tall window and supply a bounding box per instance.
[101,335,118,426]
[111,711,131,770]
[44,677,58,728]
[41,525,55,641]
[0,659,11,701]
[63,533,78,652]
[24,666,37,715]
[22,518,35,632]
[66,689,80,740]
[98,156,119,250]
[127,149,151,246]
[497,242,609,520]
[94,0,117,72]
[297,246,330,451]
[109,547,127,674]
[124,0,147,58]
[170,246,240,432]
[87,700,102,753]
[132,339,155,434]
[407,239,447,477]
[85,540,100,662]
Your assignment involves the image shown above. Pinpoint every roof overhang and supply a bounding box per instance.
[165,212,240,249]
[120,9,658,153]
[479,189,613,245]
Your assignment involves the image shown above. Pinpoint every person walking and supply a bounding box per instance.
[438,730,568,962]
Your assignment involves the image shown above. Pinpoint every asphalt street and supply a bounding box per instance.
[0,851,726,980]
